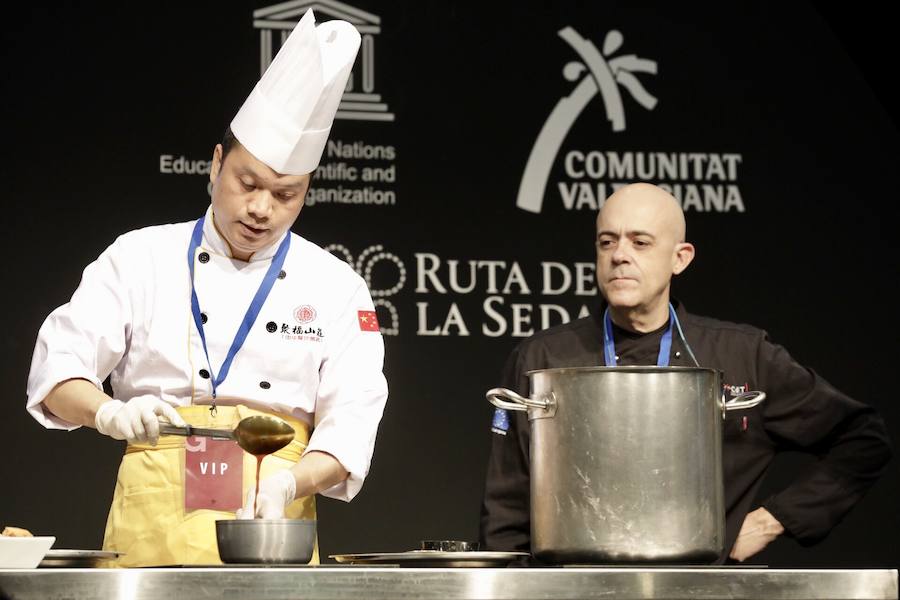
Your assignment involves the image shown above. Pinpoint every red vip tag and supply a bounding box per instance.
[357,310,380,332]
[185,436,243,511]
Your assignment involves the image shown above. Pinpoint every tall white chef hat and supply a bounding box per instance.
[230,9,360,175]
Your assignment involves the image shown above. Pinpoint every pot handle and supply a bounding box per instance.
[486,387,552,412]
[721,390,766,418]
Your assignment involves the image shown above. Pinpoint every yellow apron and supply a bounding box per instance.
[101,405,316,567]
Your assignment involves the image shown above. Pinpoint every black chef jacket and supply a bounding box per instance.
[480,301,892,561]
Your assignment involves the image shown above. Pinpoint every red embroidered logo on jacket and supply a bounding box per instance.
[357,310,380,332]
[294,305,317,324]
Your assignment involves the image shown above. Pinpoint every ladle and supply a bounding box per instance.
[159,415,295,455]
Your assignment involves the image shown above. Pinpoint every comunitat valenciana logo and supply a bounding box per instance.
[517,27,747,215]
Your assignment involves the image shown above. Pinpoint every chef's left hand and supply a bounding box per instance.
[729,507,784,561]
[236,469,297,519]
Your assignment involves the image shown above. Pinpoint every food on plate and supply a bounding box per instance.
[2,526,34,537]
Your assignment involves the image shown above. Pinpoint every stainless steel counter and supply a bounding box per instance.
[0,567,896,600]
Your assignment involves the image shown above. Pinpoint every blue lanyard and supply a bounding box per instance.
[602,304,676,367]
[187,215,290,400]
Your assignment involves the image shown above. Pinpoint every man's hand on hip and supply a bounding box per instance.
[729,507,785,562]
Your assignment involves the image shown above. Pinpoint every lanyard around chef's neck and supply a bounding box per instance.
[602,303,677,367]
[187,215,290,415]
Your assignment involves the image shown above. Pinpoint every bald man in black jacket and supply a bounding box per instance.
[480,183,892,562]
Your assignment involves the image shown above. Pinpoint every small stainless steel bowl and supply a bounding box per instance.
[216,519,316,564]
[419,540,480,552]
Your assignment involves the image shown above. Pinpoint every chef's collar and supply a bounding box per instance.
[595,298,688,334]
[611,317,669,340]
[202,205,287,263]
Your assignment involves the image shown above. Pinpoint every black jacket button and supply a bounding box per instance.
[199,369,210,379]
[278,270,287,279]
[259,381,271,389]
[201,312,208,324]
[266,321,277,333]
[198,252,210,263]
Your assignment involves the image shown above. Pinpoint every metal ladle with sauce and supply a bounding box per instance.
[159,415,295,455]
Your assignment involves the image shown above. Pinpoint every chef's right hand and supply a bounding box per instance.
[236,469,297,520]
[94,397,186,445]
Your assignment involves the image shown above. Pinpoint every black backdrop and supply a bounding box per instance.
[2,1,897,568]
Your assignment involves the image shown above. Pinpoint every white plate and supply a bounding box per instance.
[0,536,56,569]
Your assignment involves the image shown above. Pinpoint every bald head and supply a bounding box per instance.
[594,183,694,331]
[598,183,686,243]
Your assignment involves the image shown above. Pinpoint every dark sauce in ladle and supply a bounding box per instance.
[232,416,296,517]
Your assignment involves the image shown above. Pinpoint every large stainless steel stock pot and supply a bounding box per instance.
[487,366,765,564]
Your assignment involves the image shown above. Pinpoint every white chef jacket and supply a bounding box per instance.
[26,206,388,501]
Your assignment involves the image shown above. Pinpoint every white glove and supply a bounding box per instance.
[236,469,297,520]
[94,397,186,445]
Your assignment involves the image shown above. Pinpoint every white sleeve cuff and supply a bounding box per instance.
[302,434,368,502]
[26,353,104,430]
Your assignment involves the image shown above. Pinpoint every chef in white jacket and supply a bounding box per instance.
[25,10,387,567]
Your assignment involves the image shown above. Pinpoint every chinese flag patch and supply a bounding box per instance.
[357,310,380,332]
